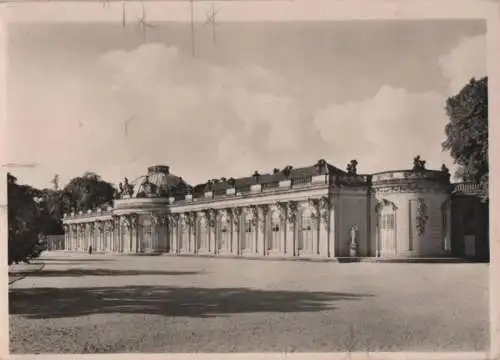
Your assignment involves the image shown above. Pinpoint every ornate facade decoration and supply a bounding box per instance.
[346,159,358,175]
[412,155,426,171]
[231,207,242,231]
[416,198,429,237]
[62,160,477,260]
[375,198,398,213]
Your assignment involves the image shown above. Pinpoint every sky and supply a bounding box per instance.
[6,19,486,189]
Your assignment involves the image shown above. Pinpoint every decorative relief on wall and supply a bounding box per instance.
[375,198,398,213]
[104,220,113,232]
[130,216,137,230]
[270,205,282,226]
[246,206,258,227]
[319,197,331,226]
[259,205,270,232]
[276,201,288,220]
[416,198,429,237]
[120,216,131,229]
[307,199,320,222]
[373,182,448,194]
[219,209,230,231]
[286,201,298,224]
[231,207,242,231]
[202,209,216,228]
[187,212,196,230]
[179,214,187,231]
[198,212,208,229]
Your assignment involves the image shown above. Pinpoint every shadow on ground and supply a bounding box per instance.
[9,285,373,319]
[38,257,116,263]
[20,269,204,277]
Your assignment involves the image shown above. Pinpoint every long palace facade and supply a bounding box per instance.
[61,158,489,260]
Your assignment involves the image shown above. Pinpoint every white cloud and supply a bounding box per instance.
[7,43,315,187]
[439,35,486,95]
[12,33,485,189]
[313,86,451,173]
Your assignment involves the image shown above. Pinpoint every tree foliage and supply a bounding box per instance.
[7,173,47,265]
[443,77,488,199]
[7,171,116,264]
[63,172,116,212]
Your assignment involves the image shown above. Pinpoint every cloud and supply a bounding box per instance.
[439,35,486,95]
[11,33,484,189]
[313,86,451,173]
[7,43,318,187]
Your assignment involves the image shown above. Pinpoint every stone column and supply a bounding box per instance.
[158,215,168,252]
[308,199,320,256]
[258,206,269,256]
[231,207,241,256]
[79,224,84,251]
[206,209,216,254]
[318,197,331,257]
[187,212,194,254]
[284,201,298,256]
[171,213,179,254]
[63,225,68,250]
[329,196,336,258]
[112,216,119,253]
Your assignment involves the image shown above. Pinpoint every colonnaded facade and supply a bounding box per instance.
[61,157,489,260]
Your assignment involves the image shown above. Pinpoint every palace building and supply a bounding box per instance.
[61,158,489,261]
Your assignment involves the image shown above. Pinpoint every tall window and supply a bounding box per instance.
[300,212,313,251]
[219,213,230,250]
[379,204,397,255]
[270,211,281,251]
[121,223,129,252]
[143,220,152,251]
[381,213,395,229]
[244,212,254,250]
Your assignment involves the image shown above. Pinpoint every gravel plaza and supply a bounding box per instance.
[9,252,489,354]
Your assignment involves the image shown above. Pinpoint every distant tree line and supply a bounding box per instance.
[7,172,115,265]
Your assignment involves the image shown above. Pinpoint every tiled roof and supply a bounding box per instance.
[192,160,347,196]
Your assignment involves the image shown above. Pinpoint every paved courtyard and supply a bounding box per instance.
[9,252,489,353]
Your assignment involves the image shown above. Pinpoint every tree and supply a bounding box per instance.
[63,172,115,212]
[7,173,47,265]
[36,188,68,235]
[442,77,488,200]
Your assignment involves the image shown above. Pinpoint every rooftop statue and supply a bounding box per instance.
[117,177,134,199]
[346,159,358,175]
[441,164,450,174]
[412,155,426,171]
[136,176,158,198]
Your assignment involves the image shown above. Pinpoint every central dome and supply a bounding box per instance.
[130,165,191,198]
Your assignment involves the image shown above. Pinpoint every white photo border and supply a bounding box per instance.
[0,1,498,359]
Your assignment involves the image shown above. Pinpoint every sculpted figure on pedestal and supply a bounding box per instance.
[136,176,158,198]
[346,159,358,175]
[412,156,426,171]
